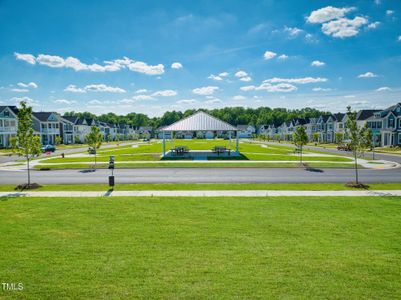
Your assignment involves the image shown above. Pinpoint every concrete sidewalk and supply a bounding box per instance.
[1,190,401,197]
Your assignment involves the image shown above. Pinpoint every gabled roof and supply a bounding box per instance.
[33,112,59,122]
[333,113,345,121]
[356,110,380,121]
[161,111,238,132]
[0,105,19,116]
[61,116,78,124]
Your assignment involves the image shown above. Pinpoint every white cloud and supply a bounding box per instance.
[283,26,303,36]
[54,99,76,105]
[12,96,39,106]
[233,95,246,101]
[311,60,325,67]
[132,95,154,101]
[84,84,126,93]
[151,90,177,97]
[37,54,65,68]
[11,88,29,93]
[14,52,36,65]
[263,51,277,60]
[64,84,126,93]
[312,87,332,92]
[264,77,328,84]
[15,53,165,75]
[398,36,401,42]
[241,83,297,93]
[193,86,219,95]
[386,10,394,16]
[239,76,252,82]
[367,21,380,29]
[64,85,86,93]
[374,0,381,5]
[322,17,368,38]
[307,6,355,24]
[205,98,222,104]
[344,95,356,98]
[89,100,102,105]
[219,72,229,77]
[171,62,183,69]
[358,72,378,78]
[177,99,197,104]
[17,82,38,88]
[278,54,289,60]
[208,74,223,81]
[375,87,391,92]
[135,89,148,94]
[126,61,164,75]
[235,71,248,78]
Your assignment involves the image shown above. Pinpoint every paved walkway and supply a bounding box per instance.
[1,190,401,197]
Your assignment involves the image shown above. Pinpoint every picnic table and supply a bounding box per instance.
[172,146,189,156]
[212,146,229,156]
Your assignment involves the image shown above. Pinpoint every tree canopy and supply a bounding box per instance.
[64,106,329,129]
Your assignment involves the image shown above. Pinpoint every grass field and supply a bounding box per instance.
[1,182,400,192]
[32,140,358,170]
[0,196,400,299]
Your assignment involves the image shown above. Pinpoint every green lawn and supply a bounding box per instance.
[33,140,354,170]
[0,196,400,299]
[0,182,400,192]
[33,162,359,169]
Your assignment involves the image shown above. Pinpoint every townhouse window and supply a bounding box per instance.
[399,118,401,128]
[4,120,9,127]
[41,124,46,129]
[10,120,15,127]
[389,118,395,128]
[378,122,382,129]
[0,120,3,126]
[4,110,9,117]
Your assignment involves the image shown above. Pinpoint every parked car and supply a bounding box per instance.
[41,145,56,152]
[337,144,351,151]
[88,148,96,154]
[143,138,150,142]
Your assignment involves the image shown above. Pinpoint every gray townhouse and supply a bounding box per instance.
[32,112,62,145]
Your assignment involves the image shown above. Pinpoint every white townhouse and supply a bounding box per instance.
[237,125,256,138]
[0,106,18,148]
[74,118,96,143]
[32,112,61,145]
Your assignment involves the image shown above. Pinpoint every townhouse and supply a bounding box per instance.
[237,125,256,138]
[0,106,18,148]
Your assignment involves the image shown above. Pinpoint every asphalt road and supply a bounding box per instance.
[1,167,400,185]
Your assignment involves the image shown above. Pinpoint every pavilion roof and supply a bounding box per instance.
[161,111,238,132]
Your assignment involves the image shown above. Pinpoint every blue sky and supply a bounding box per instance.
[0,0,400,116]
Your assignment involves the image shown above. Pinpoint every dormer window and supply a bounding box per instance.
[4,110,9,117]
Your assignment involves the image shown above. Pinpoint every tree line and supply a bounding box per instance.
[63,106,329,128]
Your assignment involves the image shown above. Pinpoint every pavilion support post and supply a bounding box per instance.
[162,132,166,157]
[236,131,239,154]
[228,131,232,151]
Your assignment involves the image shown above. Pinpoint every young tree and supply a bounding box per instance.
[74,135,81,144]
[335,132,344,145]
[346,106,368,185]
[313,132,320,144]
[293,126,308,164]
[86,126,103,169]
[12,101,42,188]
[55,135,62,145]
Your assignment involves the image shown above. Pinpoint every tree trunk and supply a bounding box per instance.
[300,146,303,164]
[94,153,97,169]
[354,151,359,184]
[27,156,30,187]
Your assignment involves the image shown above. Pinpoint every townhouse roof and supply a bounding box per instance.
[356,110,381,121]
[237,125,253,130]
[32,112,59,122]
[333,113,345,121]
[0,105,19,115]
[61,116,78,124]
